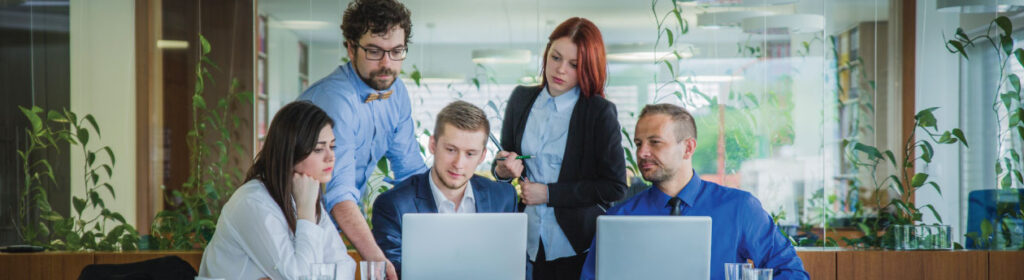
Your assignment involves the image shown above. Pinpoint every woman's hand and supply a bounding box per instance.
[292,172,320,222]
[520,177,549,205]
[494,151,524,179]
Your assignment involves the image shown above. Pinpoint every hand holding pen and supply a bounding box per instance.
[494,150,525,179]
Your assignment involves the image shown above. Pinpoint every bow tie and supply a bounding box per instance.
[364,90,393,103]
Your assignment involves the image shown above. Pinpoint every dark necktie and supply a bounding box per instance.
[669,197,683,216]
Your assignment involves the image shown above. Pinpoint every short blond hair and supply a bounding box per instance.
[434,101,490,145]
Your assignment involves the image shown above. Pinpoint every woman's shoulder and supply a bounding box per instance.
[222,179,277,213]
[510,84,542,100]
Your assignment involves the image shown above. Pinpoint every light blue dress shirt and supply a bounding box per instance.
[522,86,580,261]
[579,171,809,280]
[297,63,428,214]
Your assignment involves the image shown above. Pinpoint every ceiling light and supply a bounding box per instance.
[937,0,1024,13]
[697,11,775,28]
[274,20,331,30]
[677,75,744,83]
[471,49,531,64]
[694,0,797,6]
[742,14,824,34]
[157,40,189,50]
[607,43,696,63]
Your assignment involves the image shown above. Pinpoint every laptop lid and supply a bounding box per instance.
[596,216,712,280]
[402,213,527,280]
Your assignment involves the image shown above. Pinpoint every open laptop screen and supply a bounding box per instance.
[402,213,528,280]
[596,216,712,280]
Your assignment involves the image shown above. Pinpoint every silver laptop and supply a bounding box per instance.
[402,213,527,280]
[596,216,712,280]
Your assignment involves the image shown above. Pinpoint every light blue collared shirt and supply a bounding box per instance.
[298,63,428,214]
[522,86,580,261]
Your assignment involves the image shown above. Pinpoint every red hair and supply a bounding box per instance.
[542,17,607,98]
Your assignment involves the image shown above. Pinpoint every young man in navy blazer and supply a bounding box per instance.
[371,101,518,275]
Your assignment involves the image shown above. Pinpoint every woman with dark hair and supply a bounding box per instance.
[200,101,355,280]
[493,17,627,279]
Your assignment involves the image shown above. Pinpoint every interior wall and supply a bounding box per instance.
[69,0,137,229]
[914,0,962,242]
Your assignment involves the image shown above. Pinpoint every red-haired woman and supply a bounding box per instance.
[493,17,626,279]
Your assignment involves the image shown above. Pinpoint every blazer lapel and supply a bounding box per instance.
[471,178,492,212]
[414,176,438,213]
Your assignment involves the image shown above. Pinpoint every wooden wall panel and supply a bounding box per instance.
[988,251,1024,280]
[0,252,93,280]
[797,251,837,280]
[94,251,203,272]
[838,251,987,280]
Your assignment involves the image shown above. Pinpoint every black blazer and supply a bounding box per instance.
[498,84,627,253]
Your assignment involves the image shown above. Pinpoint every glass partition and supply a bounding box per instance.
[256,0,898,248]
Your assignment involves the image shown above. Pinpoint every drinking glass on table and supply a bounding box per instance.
[359,260,385,280]
[742,267,773,280]
[724,263,752,280]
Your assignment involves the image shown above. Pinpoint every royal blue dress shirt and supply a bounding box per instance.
[298,63,428,213]
[580,171,809,280]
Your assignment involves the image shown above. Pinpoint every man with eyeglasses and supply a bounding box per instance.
[297,1,423,279]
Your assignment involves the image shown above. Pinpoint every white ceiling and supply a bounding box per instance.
[258,0,891,46]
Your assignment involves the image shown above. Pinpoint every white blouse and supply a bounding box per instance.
[199,179,355,280]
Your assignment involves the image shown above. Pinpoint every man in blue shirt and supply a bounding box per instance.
[580,104,809,280]
[297,1,425,279]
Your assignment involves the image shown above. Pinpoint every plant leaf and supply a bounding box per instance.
[73,197,86,215]
[853,142,884,160]
[927,182,942,196]
[997,16,1013,37]
[47,110,68,123]
[952,128,968,148]
[200,34,211,55]
[666,28,674,46]
[921,204,943,224]
[915,107,939,128]
[888,175,905,197]
[1002,34,1014,56]
[948,40,968,60]
[1015,49,1024,69]
[77,128,89,145]
[20,106,43,133]
[102,183,115,199]
[102,146,116,166]
[193,94,207,110]
[84,114,101,138]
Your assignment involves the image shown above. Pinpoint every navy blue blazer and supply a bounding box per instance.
[371,170,518,275]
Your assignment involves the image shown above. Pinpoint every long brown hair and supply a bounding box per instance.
[541,17,607,98]
[245,101,333,233]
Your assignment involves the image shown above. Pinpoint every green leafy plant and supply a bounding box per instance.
[946,16,1024,189]
[841,108,968,249]
[150,34,252,250]
[945,15,1024,250]
[16,106,139,251]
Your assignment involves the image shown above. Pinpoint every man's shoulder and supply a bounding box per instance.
[605,188,650,215]
[700,181,764,212]
[381,172,429,199]
[299,67,357,103]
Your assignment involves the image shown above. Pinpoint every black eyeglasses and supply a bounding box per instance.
[351,42,407,61]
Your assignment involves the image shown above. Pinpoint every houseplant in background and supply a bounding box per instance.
[945,15,1024,250]
[148,34,252,250]
[841,107,967,249]
[16,106,139,251]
